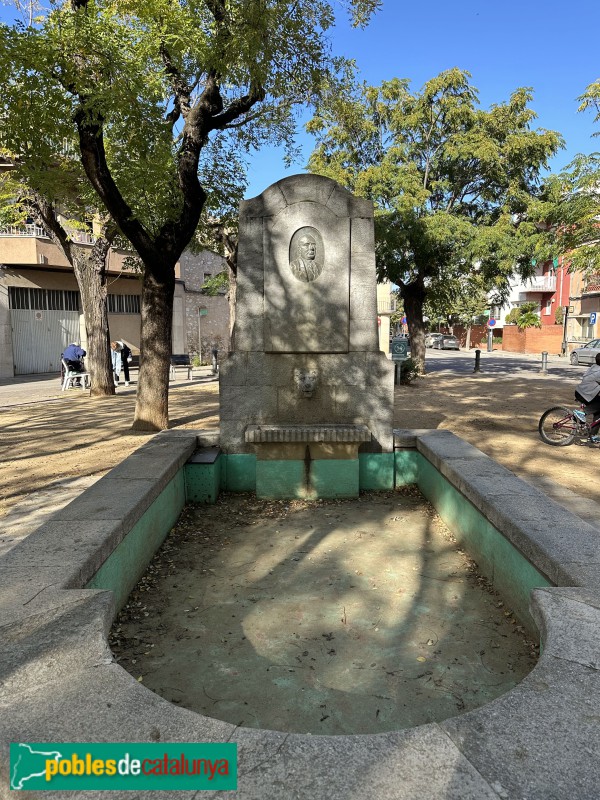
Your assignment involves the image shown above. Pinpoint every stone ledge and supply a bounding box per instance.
[245,424,371,443]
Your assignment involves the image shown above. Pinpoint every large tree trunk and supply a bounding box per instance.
[132,262,175,431]
[73,250,115,397]
[27,197,115,396]
[401,279,427,372]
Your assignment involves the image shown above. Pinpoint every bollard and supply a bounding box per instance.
[474,349,481,373]
[541,351,548,374]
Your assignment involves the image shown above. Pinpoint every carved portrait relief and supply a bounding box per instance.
[289,227,324,283]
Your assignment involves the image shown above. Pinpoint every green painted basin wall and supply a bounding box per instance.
[86,472,186,611]
[414,452,552,634]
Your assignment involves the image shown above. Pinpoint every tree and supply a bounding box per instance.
[504,301,541,329]
[1,0,380,429]
[540,153,600,278]
[508,78,600,285]
[0,165,117,395]
[425,272,490,349]
[307,69,563,369]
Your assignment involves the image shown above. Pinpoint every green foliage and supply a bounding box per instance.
[538,154,600,278]
[201,270,229,296]
[517,311,542,329]
[529,79,600,279]
[399,357,420,384]
[0,0,379,245]
[426,272,489,328]
[307,69,564,360]
[554,306,564,326]
[505,302,541,329]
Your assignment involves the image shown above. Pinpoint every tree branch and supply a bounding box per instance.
[24,193,73,262]
[73,105,156,261]
[160,42,192,127]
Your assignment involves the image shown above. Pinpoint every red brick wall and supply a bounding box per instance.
[444,325,490,347]
[502,325,563,354]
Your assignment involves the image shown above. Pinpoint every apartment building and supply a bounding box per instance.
[492,257,600,354]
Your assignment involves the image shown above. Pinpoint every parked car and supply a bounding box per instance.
[425,333,444,348]
[570,339,600,366]
[432,334,460,350]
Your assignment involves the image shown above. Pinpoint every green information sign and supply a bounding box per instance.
[391,337,409,361]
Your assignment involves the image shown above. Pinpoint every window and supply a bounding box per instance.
[8,287,79,311]
[107,294,140,314]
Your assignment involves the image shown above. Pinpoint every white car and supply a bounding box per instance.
[425,333,444,348]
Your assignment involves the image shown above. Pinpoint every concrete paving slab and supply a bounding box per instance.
[0,474,102,557]
[441,657,600,800]
[0,519,127,587]
[532,587,600,669]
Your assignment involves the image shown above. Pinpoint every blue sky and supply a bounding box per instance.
[245,0,600,197]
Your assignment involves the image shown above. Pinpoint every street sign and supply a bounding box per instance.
[488,319,496,327]
[590,312,597,325]
[401,316,407,324]
[391,337,409,361]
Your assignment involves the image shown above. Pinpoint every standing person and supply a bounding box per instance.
[574,352,600,442]
[117,340,132,386]
[110,341,122,386]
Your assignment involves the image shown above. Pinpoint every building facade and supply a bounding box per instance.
[489,257,600,355]
[0,226,229,377]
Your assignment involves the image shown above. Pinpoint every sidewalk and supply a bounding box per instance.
[0,366,216,407]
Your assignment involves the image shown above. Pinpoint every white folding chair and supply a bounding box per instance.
[61,359,91,391]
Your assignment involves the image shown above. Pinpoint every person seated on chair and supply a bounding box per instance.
[62,342,86,372]
[575,352,600,440]
[61,342,86,388]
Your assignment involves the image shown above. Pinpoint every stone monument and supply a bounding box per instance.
[219,174,395,497]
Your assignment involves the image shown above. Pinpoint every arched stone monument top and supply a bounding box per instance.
[241,173,373,220]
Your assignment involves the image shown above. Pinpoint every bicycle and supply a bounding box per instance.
[538,404,600,446]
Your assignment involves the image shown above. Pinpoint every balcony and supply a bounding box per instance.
[0,224,48,238]
[0,225,96,244]
[377,298,397,314]
[584,275,600,295]
[523,275,556,293]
